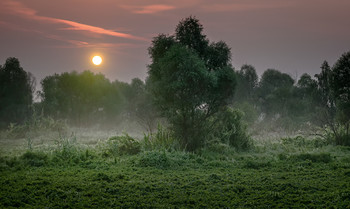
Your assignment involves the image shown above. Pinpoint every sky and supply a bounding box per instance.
[1,0,350,85]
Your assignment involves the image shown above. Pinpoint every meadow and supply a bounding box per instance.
[1,126,349,208]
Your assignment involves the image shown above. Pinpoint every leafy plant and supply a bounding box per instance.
[20,151,48,167]
[290,152,332,163]
[138,150,170,169]
[108,134,141,156]
[209,107,252,150]
[143,124,178,151]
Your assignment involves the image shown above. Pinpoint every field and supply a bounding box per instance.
[1,128,350,208]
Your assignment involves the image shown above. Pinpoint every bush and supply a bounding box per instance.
[138,151,170,169]
[234,102,258,125]
[243,160,272,169]
[209,107,252,150]
[6,115,66,139]
[20,151,48,167]
[290,153,332,163]
[143,124,178,151]
[51,135,83,165]
[322,125,350,146]
[108,134,141,156]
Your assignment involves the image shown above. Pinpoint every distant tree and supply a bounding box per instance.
[235,64,258,102]
[125,78,159,132]
[0,57,35,128]
[291,73,320,123]
[257,69,294,117]
[297,73,319,103]
[40,71,123,126]
[315,61,334,109]
[330,51,350,137]
[147,16,237,151]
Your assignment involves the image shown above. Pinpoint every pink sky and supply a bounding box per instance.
[1,0,349,84]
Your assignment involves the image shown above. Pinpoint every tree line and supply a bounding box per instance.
[1,16,349,150]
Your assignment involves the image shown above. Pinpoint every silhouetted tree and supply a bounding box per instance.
[0,57,35,128]
[330,51,350,138]
[235,64,258,102]
[40,71,123,126]
[147,16,237,151]
[257,69,294,117]
[315,61,334,109]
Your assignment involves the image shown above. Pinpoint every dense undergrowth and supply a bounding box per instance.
[1,132,350,208]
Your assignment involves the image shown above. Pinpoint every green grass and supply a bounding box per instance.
[1,135,350,208]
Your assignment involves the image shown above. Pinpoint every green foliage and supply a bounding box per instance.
[1,146,349,208]
[330,51,350,133]
[19,151,48,167]
[233,102,259,124]
[322,125,350,146]
[6,113,66,139]
[137,151,170,169]
[210,107,252,150]
[108,134,141,156]
[147,17,237,151]
[143,124,178,151]
[243,160,272,169]
[1,133,350,208]
[258,69,295,116]
[127,78,159,132]
[51,135,83,165]
[40,71,125,126]
[281,136,329,148]
[235,64,258,102]
[0,57,35,128]
[290,153,332,163]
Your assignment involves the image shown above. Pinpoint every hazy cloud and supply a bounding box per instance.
[123,4,176,14]
[1,0,147,41]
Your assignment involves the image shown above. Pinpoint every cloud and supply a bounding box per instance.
[1,0,147,41]
[123,4,176,14]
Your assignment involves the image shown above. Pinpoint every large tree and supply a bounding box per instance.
[147,16,237,151]
[0,57,35,128]
[257,69,294,116]
[330,51,350,138]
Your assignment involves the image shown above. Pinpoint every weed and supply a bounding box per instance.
[108,133,141,156]
[51,134,83,165]
[143,124,178,151]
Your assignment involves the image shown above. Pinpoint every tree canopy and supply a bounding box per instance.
[147,16,237,151]
[0,57,35,128]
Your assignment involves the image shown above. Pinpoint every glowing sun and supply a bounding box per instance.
[92,56,102,65]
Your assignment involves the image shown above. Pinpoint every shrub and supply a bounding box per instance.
[209,107,252,150]
[243,159,271,169]
[138,151,170,169]
[20,151,48,167]
[108,134,141,156]
[51,135,82,165]
[322,125,350,146]
[6,115,66,139]
[143,124,178,151]
[290,153,332,163]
